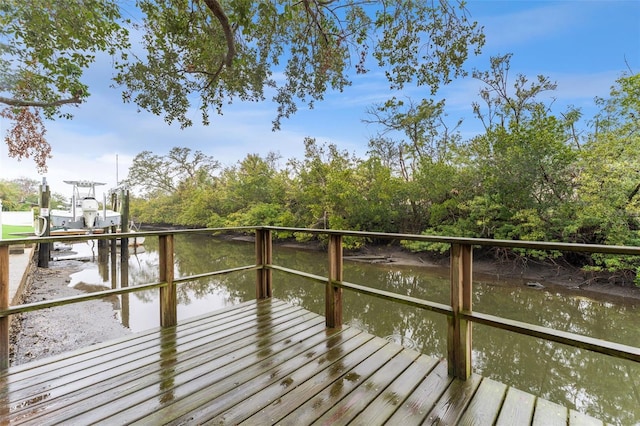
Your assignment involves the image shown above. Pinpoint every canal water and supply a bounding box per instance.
[65,233,639,424]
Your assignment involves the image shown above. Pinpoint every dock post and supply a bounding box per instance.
[120,189,130,328]
[0,245,8,369]
[255,229,272,299]
[159,234,176,327]
[448,243,473,379]
[326,234,343,328]
[37,180,50,268]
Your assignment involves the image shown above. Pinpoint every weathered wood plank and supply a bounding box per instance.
[90,320,345,424]
[10,306,316,423]
[533,397,569,426]
[276,338,402,426]
[4,299,295,400]
[570,409,604,426]
[15,305,324,425]
[0,245,8,370]
[1,298,607,426]
[189,328,372,425]
[495,386,536,426]
[237,334,388,425]
[312,347,421,425]
[349,354,440,425]
[422,373,482,425]
[457,377,507,425]
[208,329,373,425]
[385,360,452,425]
[171,325,362,424]
[2,298,276,380]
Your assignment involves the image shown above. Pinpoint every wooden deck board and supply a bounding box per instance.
[1,298,607,425]
[5,301,298,404]
[457,377,508,425]
[49,312,328,424]
[349,354,440,425]
[496,386,536,425]
[312,347,420,425]
[533,398,569,426]
[423,372,483,425]
[385,360,453,424]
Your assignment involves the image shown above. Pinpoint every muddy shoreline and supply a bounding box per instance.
[9,241,640,367]
[9,259,131,366]
[285,241,640,303]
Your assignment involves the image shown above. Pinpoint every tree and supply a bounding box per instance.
[574,73,640,246]
[471,53,557,130]
[364,95,464,232]
[0,0,130,171]
[218,153,286,213]
[365,97,462,167]
[2,1,483,169]
[125,146,219,197]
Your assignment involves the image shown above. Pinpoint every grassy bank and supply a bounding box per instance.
[2,225,34,239]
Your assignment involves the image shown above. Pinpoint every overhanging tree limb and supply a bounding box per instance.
[0,95,82,108]
[201,0,236,68]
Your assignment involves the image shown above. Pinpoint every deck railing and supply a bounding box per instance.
[1,226,639,377]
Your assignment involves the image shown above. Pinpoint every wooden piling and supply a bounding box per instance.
[326,234,343,328]
[159,234,176,327]
[255,229,272,299]
[37,182,50,268]
[120,189,130,328]
[448,243,473,379]
[0,245,8,369]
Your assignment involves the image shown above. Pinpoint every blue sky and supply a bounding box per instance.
[1,0,639,197]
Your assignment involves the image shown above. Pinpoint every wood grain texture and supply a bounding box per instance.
[0,298,606,425]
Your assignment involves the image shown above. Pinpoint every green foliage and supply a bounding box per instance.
[0,0,129,117]
[114,0,483,129]
[2,1,483,170]
[111,69,640,285]
[226,203,295,229]
[0,178,49,210]
[401,233,451,255]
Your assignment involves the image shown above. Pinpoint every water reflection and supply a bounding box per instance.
[159,329,177,405]
[67,234,639,424]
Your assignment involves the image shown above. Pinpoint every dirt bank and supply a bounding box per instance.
[342,244,640,302]
[9,259,131,367]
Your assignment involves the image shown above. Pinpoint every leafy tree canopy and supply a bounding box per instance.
[0,0,484,171]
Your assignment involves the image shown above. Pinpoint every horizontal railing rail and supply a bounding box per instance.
[0,264,259,318]
[269,265,454,317]
[1,226,639,377]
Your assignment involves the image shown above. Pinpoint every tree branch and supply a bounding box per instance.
[201,0,236,68]
[0,95,82,108]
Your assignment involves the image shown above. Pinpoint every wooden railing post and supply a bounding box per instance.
[448,243,473,379]
[0,245,8,369]
[326,234,343,328]
[255,229,272,299]
[159,234,176,327]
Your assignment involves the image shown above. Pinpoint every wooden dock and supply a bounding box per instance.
[1,298,604,425]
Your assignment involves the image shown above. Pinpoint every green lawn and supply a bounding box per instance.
[1,224,34,239]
